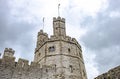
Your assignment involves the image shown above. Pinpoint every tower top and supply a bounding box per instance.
[53,17,65,22]
[3,48,15,58]
[53,16,66,37]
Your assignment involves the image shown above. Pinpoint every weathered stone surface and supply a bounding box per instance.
[94,65,120,79]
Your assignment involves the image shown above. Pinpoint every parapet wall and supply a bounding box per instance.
[53,17,65,23]
[35,34,82,53]
[94,65,120,79]
[0,56,57,79]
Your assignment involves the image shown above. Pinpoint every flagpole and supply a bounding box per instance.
[0,53,1,57]
[43,17,45,31]
[58,4,60,16]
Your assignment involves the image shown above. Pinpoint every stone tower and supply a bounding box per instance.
[3,48,15,58]
[34,17,87,79]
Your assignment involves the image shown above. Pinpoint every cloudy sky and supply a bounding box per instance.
[0,0,120,79]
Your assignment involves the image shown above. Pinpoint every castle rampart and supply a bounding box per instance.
[0,48,64,79]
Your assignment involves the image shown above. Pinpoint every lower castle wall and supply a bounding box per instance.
[0,56,85,79]
[0,56,55,79]
[1,56,82,79]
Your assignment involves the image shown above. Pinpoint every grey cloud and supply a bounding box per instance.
[0,0,38,61]
[80,0,120,73]
[108,0,120,11]
[82,17,120,50]
[95,46,120,73]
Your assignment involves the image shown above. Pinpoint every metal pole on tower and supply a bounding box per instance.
[0,53,1,57]
[43,17,45,31]
[58,3,60,16]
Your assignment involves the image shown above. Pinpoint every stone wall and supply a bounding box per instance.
[0,56,60,79]
[94,65,120,79]
[0,55,87,79]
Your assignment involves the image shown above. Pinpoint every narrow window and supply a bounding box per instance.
[46,68,48,72]
[38,53,41,56]
[68,48,70,53]
[69,65,73,73]
[15,62,17,67]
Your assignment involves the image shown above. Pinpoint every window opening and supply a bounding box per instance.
[49,46,55,52]
[68,48,70,53]
[69,65,73,73]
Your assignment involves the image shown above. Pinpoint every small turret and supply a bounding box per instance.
[37,30,48,47]
[53,17,66,37]
[3,48,15,58]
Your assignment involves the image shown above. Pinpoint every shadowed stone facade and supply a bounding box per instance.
[94,65,120,79]
[0,17,87,79]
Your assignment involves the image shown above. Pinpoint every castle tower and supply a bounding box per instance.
[3,48,15,58]
[53,17,66,37]
[34,17,87,79]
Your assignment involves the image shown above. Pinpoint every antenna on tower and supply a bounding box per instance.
[42,17,45,31]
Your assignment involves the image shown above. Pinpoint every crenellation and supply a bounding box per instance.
[37,30,49,48]
[53,17,65,23]
[3,48,15,58]
[65,36,72,42]
[4,48,15,54]
[38,30,48,37]
[17,58,29,69]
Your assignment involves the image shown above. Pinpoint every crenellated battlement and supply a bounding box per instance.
[36,30,49,48]
[3,48,15,58]
[0,54,56,69]
[38,30,48,37]
[35,35,82,54]
[0,54,60,79]
[53,17,65,23]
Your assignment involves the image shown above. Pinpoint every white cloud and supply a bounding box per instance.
[82,45,99,79]
[109,11,120,18]
[68,0,108,16]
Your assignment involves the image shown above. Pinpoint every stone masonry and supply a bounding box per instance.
[0,17,87,79]
[94,65,120,79]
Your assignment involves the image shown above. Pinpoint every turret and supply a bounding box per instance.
[3,48,15,58]
[36,30,48,47]
[53,17,66,37]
